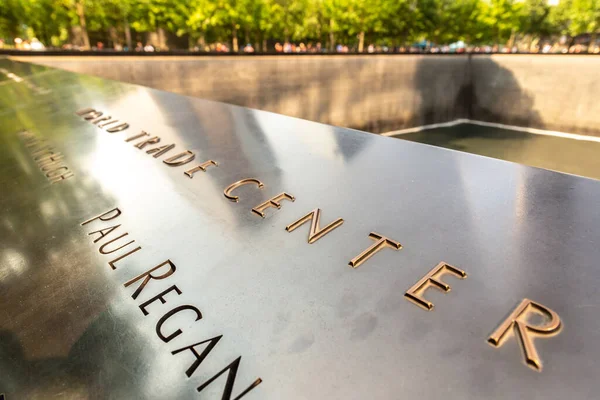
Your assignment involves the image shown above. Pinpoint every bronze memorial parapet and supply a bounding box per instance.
[0,58,598,399]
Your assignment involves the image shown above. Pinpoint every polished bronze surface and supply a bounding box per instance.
[1,58,600,399]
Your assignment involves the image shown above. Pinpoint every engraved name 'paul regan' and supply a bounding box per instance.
[76,107,563,380]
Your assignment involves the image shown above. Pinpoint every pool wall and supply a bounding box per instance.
[9,54,600,135]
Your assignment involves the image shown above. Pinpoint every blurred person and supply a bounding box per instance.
[14,38,23,49]
[0,39,4,49]
[97,41,104,50]
[143,44,155,52]
[243,43,254,53]
[135,41,143,51]
[367,44,374,53]
[30,38,45,51]
[274,42,283,52]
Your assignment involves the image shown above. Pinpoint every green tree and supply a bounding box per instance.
[569,0,600,51]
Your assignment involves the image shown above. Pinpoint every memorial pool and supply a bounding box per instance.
[393,122,600,180]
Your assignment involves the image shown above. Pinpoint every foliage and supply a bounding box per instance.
[1,0,599,50]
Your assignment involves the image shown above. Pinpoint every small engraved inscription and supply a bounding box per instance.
[488,299,562,371]
[404,262,467,311]
[17,130,74,184]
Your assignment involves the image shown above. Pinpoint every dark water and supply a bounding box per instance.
[395,123,600,181]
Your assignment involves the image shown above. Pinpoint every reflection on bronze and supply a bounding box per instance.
[285,208,344,243]
[108,246,142,270]
[156,305,203,343]
[125,131,149,142]
[98,233,135,255]
[488,299,562,371]
[223,178,265,202]
[404,262,467,311]
[134,136,161,149]
[146,144,175,158]
[184,160,219,178]
[124,259,177,300]
[81,207,122,226]
[106,123,130,133]
[348,232,402,268]
[252,192,296,218]
[163,150,196,166]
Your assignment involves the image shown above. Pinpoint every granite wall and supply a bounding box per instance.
[11,54,600,135]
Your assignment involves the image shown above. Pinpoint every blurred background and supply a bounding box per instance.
[0,0,598,54]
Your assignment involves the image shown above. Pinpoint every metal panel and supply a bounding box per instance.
[0,58,598,399]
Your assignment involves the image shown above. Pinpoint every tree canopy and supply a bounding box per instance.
[0,0,598,51]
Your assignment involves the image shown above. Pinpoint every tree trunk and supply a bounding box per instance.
[232,26,238,52]
[124,19,132,50]
[199,34,206,51]
[589,33,598,53]
[157,27,167,49]
[108,26,119,48]
[262,39,267,52]
[75,1,90,49]
[358,31,365,53]
[329,18,335,52]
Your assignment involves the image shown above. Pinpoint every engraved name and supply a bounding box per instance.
[17,130,74,184]
[81,207,262,399]
[75,107,562,374]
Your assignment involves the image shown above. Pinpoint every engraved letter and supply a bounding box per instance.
[251,192,295,218]
[286,208,344,243]
[163,151,195,166]
[108,246,142,270]
[488,299,562,371]
[99,119,119,128]
[88,224,121,243]
[404,262,467,311]
[146,144,175,158]
[91,115,112,125]
[98,233,135,255]
[81,207,121,226]
[196,357,263,400]
[49,170,74,184]
[138,285,182,316]
[106,123,130,133]
[125,131,149,142]
[156,305,203,343]
[184,160,218,178]
[223,178,264,202]
[124,260,177,299]
[348,232,402,268]
[75,107,95,116]
[172,335,223,377]
[135,136,160,149]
